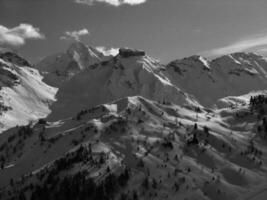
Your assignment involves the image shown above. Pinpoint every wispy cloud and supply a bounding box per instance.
[60,28,89,41]
[206,32,267,56]
[0,24,45,47]
[96,46,119,56]
[74,0,147,7]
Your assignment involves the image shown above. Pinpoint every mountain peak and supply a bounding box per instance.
[67,41,88,53]
[212,51,265,65]
[229,51,263,58]
[184,55,210,68]
[167,55,210,71]
[36,42,105,86]
[67,41,104,61]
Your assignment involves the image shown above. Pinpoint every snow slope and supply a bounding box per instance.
[165,53,267,107]
[0,53,57,133]
[0,95,266,200]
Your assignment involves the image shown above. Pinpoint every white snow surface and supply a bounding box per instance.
[0,58,57,133]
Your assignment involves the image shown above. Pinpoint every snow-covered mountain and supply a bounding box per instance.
[47,48,198,120]
[165,52,267,107]
[0,52,57,133]
[1,43,267,200]
[36,41,107,87]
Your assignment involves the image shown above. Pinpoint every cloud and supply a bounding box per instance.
[96,46,119,56]
[0,24,45,47]
[74,0,147,6]
[60,28,89,41]
[206,33,267,56]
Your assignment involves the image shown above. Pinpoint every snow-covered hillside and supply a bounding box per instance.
[0,52,57,133]
[36,41,107,87]
[165,52,267,107]
[47,48,198,120]
[0,95,266,200]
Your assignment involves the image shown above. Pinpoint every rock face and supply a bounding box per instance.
[0,62,19,89]
[119,48,146,58]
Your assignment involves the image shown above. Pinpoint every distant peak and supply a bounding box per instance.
[67,41,104,60]
[182,55,209,62]
[171,55,209,63]
[213,51,264,62]
[229,52,263,59]
[168,55,210,70]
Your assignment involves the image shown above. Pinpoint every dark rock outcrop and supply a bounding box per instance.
[0,52,32,67]
[119,48,145,58]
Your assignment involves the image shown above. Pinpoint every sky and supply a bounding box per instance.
[1,0,267,63]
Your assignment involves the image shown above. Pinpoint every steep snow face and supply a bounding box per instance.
[165,52,267,107]
[36,42,105,87]
[48,52,198,120]
[0,56,57,133]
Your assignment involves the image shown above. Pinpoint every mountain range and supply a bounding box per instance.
[0,42,267,200]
